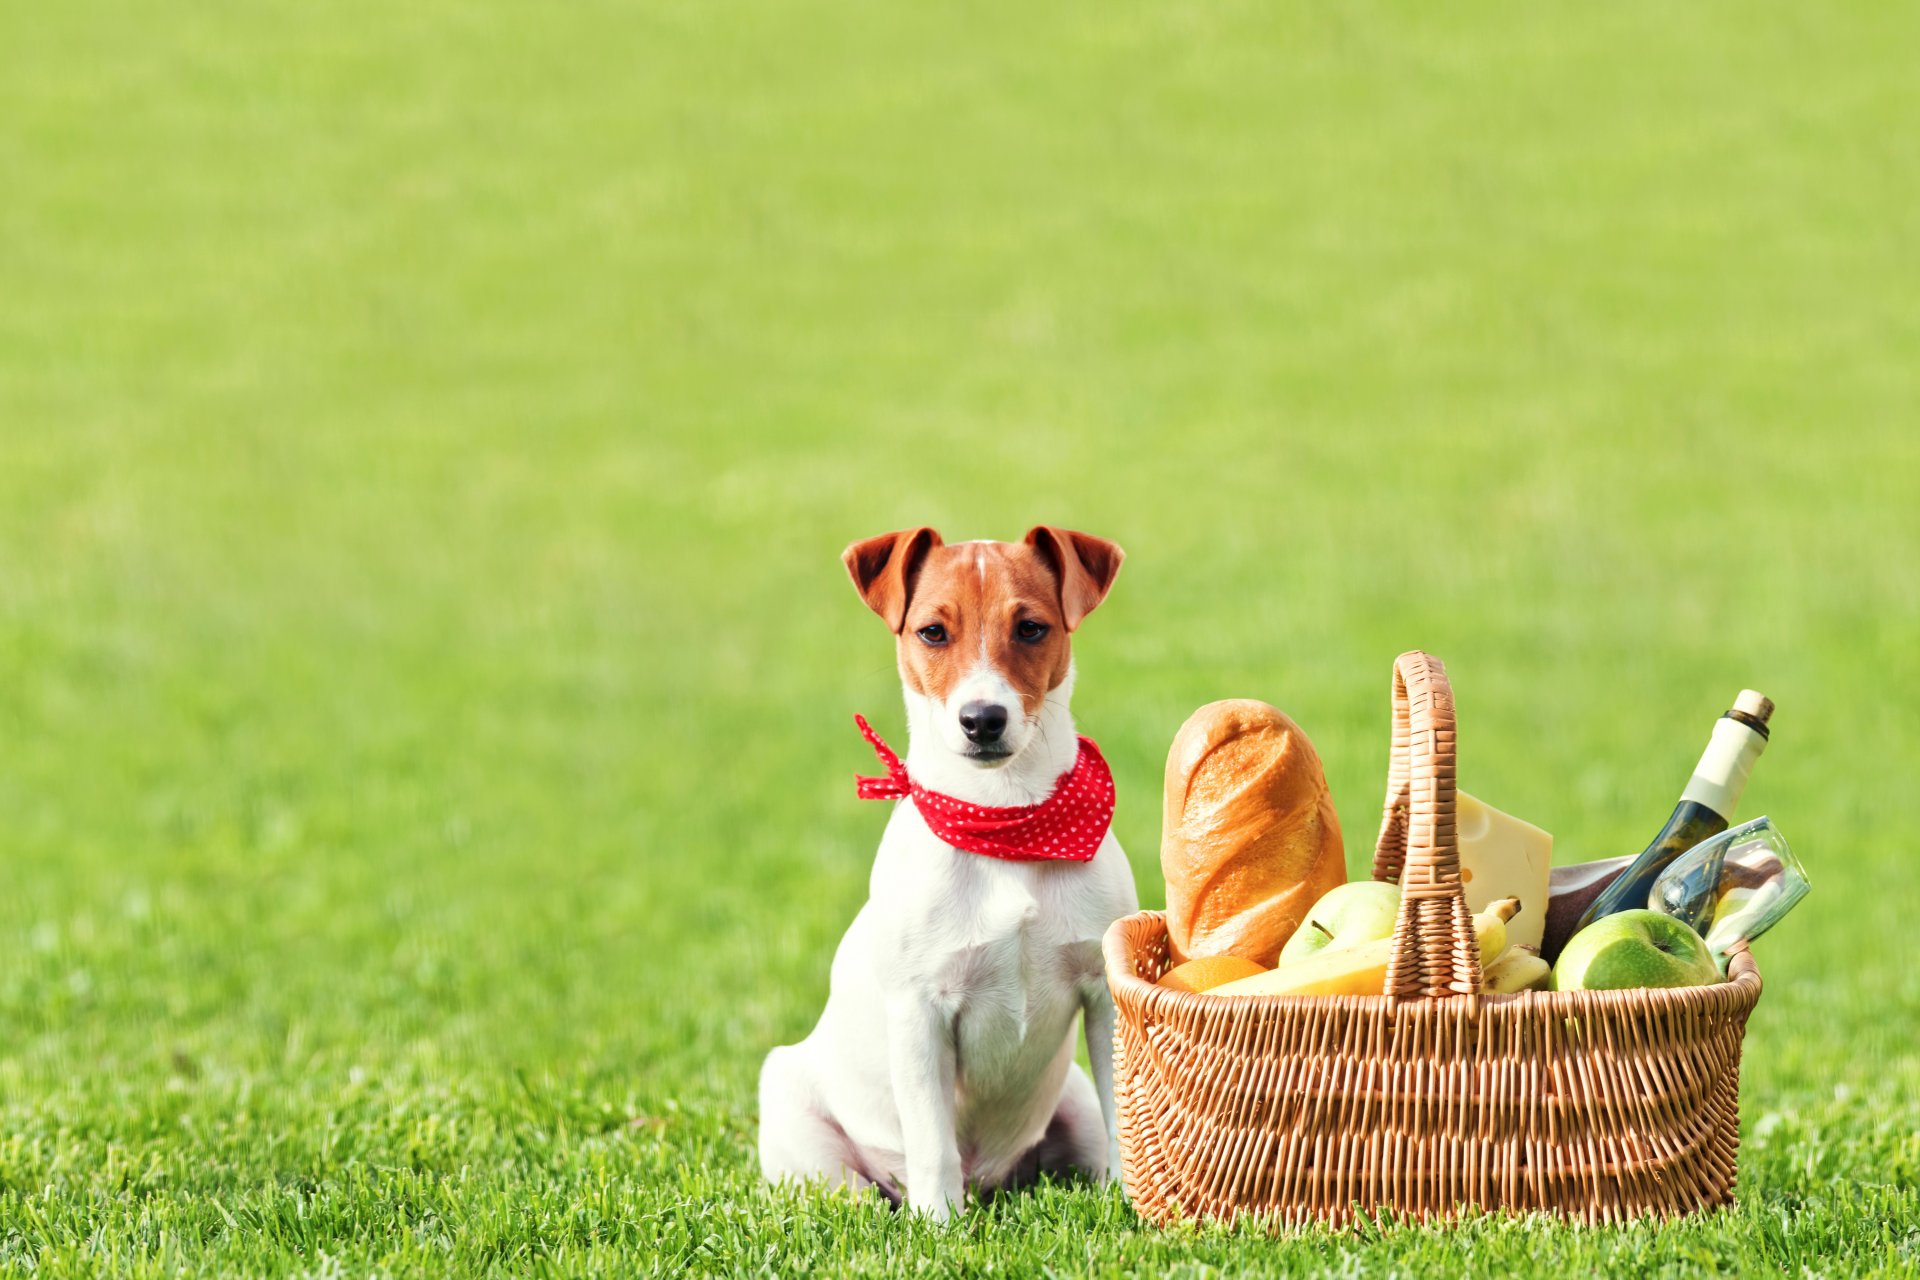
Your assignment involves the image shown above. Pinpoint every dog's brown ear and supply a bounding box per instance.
[1024,526,1124,630]
[842,527,944,632]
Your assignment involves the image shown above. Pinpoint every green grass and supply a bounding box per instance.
[3,0,1919,1274]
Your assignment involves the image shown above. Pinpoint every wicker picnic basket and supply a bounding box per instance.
[1103,650,1764,1227]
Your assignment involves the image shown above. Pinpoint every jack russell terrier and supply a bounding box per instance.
[758,525,1138,1220]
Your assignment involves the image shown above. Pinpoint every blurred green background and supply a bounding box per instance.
[2,1,1917,1274]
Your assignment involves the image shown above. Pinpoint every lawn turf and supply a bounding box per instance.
[2,0,1918,1275]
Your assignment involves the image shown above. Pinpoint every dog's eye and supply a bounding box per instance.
[915,624,948,646]
[1016,620,1049,643]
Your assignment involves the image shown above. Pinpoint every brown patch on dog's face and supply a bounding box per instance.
[842,528,1124,722]
[894,541,1074,716]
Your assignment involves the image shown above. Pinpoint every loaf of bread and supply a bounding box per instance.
[1161,700,1346,966]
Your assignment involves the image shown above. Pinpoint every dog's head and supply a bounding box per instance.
[843,526,1123,768]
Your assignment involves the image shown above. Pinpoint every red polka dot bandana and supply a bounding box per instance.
[853,714,1115,863]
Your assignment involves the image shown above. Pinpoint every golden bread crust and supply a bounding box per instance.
[1160,699,1346,965]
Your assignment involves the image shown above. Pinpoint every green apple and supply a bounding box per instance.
[1549,909,1719,992]
[1278,881,1402,965]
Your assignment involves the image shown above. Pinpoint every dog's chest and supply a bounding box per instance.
[875,808,1108,1070]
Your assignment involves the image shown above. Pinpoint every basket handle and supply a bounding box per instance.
[1369,651,1482,998]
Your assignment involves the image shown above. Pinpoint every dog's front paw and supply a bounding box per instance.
[909,1189,962,1224]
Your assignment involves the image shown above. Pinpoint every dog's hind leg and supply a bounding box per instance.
[757,1044,901,1206]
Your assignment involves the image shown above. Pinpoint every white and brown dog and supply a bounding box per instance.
[758,525,1138,1220]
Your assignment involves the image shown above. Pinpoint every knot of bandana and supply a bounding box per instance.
[853,714,1114,863]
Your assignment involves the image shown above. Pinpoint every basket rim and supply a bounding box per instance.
[1104,909,1762,1022]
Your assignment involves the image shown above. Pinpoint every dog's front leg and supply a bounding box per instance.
[885,995,963,1221]
[1082,986,1124,1184]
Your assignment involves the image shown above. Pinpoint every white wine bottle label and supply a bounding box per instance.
[1680,716,1768,819]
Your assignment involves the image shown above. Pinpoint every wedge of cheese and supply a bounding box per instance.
[1417,791,1552,952]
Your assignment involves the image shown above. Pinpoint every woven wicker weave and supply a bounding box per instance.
[1104,651,1763,1227]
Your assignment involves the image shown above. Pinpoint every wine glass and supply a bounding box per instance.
[1648,816,1810,973]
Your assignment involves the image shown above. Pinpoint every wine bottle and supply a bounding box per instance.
[1573,690,1774,932]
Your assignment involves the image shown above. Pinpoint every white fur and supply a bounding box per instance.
[759,660,1138,1220]
[914,656,1039,772]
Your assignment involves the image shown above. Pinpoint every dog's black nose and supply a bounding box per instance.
[958,701,1009,745]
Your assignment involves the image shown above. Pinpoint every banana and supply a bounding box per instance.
[1211,898,1522,998]
[1481,944,1551,993]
